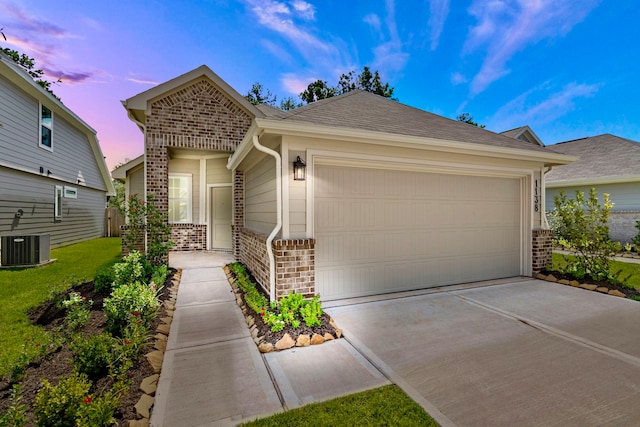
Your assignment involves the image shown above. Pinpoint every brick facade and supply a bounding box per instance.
[532,228,553,275]
[142,78,253,252]
[232,170,245,260]
[120,225,145,257]
[170,224,207,251]
[273,239,315,298]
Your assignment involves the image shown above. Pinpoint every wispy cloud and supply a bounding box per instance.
[366,0,409,76]
[489,81,601,129]
[427,0,449,50]
[280,72,313,95]
[126,76,159,85]
[451,72,467,85]
[464,0,601,95]
[0,2,96,84]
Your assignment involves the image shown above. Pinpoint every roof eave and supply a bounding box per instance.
[254,118,576,166]
[546,175,640,188]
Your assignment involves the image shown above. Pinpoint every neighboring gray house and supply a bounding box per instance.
[119,65,574,301]
[500,126,545,147]
[545,134,640,242]
[0,53,115,254]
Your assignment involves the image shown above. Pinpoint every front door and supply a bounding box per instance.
[209,186,232,249]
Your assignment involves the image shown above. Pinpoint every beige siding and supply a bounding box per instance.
[128,165,144,198]
[206,157,232,184]
[546,182,640,211]
[288,149,307,237]
[244,155,277,234]
[169,158,200,223]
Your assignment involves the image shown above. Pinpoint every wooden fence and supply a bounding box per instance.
[104,208,125,237]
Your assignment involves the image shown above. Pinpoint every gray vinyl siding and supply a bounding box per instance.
[0,73,105,192]
[244,155,277,234]
[0,167,106,248]
[546,182,640,212]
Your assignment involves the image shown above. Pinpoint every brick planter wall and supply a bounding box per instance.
[120,225,145,257]
[532,229,553,275]
[273,239,315,299]
[237,227,316,300]
[170,224,206,251]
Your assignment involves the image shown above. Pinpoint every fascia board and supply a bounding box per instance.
[111,154,144,179]
[546,175,640,188]
[255,118,577,166]
[227,122,260,170]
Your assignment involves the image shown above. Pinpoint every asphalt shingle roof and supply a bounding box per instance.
[546,134,640,183]
[261,90,554,154]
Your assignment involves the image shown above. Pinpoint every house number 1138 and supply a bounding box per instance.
[534,179,539,212]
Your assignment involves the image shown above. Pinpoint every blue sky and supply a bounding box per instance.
[1,0,638,171]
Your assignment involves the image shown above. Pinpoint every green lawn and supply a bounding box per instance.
[551,253,640,289]
[0,237,121,376]
[241,385,439,427]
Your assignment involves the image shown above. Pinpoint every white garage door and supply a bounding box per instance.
[315,165,522,300]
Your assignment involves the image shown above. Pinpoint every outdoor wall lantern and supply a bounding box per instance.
[293,156,306,181]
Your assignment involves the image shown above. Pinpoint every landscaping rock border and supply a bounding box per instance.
[536,273,628,299]
[129,269,182,427]
[223,265,343,353]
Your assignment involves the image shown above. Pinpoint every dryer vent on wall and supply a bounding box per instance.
[0,234,51,267]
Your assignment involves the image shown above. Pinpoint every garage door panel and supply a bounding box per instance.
[315,165,523,300]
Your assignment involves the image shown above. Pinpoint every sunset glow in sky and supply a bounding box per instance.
[2,0,638,172]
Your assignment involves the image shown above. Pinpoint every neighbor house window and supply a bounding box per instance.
[54,185,63,219]
[168,174,192,223]
[40,104,53,150]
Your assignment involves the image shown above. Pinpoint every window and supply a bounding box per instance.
[168,174,192,223]
[54,185,63,219]
[40,104,53,150]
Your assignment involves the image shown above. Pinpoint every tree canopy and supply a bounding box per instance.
[456,112,486,128]
[245,82,277,106]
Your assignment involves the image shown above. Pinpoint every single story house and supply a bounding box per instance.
[0,52,114,262]
[120,65,574,301]
[545,134,640,242]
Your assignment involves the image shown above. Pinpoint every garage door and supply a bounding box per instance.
[315,165,522,300]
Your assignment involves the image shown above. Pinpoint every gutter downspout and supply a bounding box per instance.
[252,135,282,303]
[542,166,553,229]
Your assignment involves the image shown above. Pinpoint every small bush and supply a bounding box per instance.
[34,372,92,427]
[93,267,115,294]
[75,382,126,427]
[104,282,159,336]
[62,292,93,332]
[112,251,151,289]
[0,385,27,427]
[70,334,114,380]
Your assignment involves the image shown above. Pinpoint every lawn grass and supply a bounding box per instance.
[241,384,439,427]
[551,253,640,289]
[0,237,121,376]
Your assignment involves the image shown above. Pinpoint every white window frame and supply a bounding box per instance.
[168,174,192,224]
[39,103,53,151]
[54,185,63,219]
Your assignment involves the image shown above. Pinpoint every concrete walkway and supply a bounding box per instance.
[151,252,387,427]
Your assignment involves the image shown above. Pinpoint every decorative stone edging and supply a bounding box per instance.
[223,265,343,353]
[535,273,627,298]
[128,269,182,427]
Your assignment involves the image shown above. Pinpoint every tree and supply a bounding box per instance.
[456,112,485,128]
[245,82,277,106]
[280,96,301,111]
[108,180,126,215]
[299,79,338,104]
[338,66,395,99]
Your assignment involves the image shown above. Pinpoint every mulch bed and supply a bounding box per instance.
[0,270,175,426]
[540,268,640,299]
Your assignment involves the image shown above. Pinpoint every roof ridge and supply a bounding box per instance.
[282,89,363,119]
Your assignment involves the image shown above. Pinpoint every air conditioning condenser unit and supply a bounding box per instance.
[0,234,51,267]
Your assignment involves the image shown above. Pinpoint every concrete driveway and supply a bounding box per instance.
[325,278,640,427]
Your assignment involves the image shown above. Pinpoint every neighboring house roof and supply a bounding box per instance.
[122,65,265,129]
[546,134,640,187]
[0,53,115,195]
[500,125,545,147]
[111,154,143,181]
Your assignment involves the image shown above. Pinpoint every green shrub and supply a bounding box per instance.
[0,385,27,427]
[70,334,114,380]
[552,188,618,281]
[75,382,126,427]
[62,292,93,332]
[112,251,151,289]
[300,295,323,327]
[104,282,159,335]
[93,267,115,293]
[34,372,92,427]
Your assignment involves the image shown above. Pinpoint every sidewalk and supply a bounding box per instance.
[151,252,387,427]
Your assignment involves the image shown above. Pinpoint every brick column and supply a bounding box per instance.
[232,170,244,260]
[273,238,316,299]
[532,229,553,275]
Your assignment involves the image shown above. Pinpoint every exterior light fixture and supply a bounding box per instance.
[293,156,306,181]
